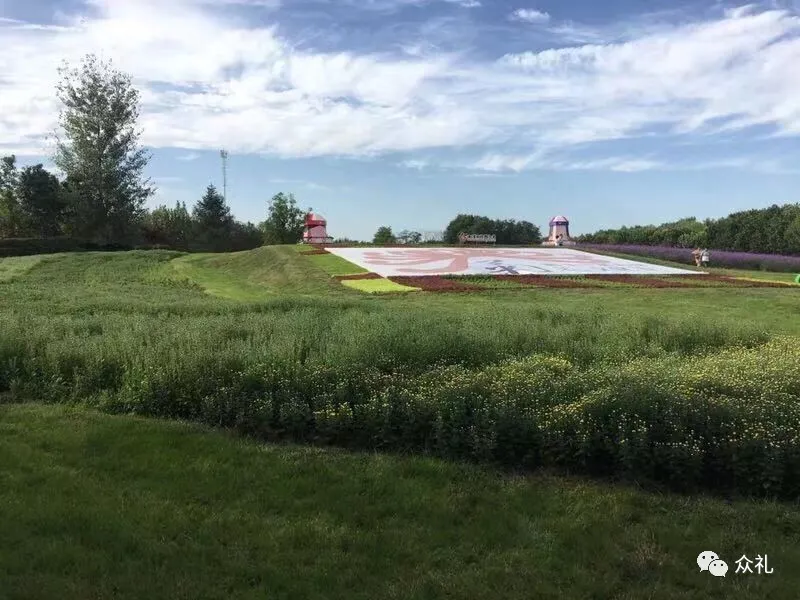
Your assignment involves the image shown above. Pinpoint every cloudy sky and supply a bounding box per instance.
[2,0,800,239]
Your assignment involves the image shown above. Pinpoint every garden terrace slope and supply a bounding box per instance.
[168,246,349,299]
[3,250,800,498]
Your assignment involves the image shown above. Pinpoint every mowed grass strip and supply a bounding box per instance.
[0,255,47,282]
[1,403,799,600]
[730,276,800,286]
[340,278,419,294]
[306,252,369,276]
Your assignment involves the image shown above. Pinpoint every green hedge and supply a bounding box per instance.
[0,237,135,257]
[3,335,799,499]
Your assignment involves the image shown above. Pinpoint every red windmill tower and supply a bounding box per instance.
[302,209,333,244]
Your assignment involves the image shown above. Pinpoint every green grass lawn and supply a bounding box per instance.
[1,247,800,598]
[1,403,798,600]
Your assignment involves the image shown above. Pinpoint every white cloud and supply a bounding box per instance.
[268,178,332,191]
[469,152,800,174]
[400,159,429,169]
[330,0,479,10]
[176,152,201,161]
[726,4,758,19]
[510,9,551,24]
[471,153,663,173]
[1,2,800,172]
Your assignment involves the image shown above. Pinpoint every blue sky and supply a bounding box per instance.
[2,0,800,239]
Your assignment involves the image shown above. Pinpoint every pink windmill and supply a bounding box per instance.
[302,210,333,244]
[543,215,576,247]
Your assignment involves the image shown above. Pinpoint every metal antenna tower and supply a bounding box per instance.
[220,149,229,202]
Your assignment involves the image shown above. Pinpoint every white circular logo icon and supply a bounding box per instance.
[697,551,719,571]
[708,559,729,577]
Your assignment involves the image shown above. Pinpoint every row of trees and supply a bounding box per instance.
[577,217,708,249]
[146,191,260,252]
[141,189,306,252]
[443,214,541,245]
[579,205,800,255]
[0,55,309,252]
[372,227,423,244]
[0,152,306,252]
[0,158,64,238]
[370,216,542,246]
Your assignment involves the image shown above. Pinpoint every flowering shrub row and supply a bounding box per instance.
[5,250,795,500]
[390,274,794,292]
[80,339,797,498]
[585,275,693,288]
[493,275,591,288]
[389,276,483,292]
[579,243,800,273]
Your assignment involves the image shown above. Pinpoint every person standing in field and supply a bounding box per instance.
[701,249,710,268]
[692,248,702,267]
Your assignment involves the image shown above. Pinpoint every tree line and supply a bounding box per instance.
[578,205,800,255]
[0,153,307,253]
[0,55,307,253]
[443,214,541,245]
[371,215,542,245]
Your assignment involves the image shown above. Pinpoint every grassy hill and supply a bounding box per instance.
[167,246,353,300]
[1,247,799,598]
[2,403,798,600]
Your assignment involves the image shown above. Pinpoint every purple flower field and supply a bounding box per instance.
[578,243,800,273]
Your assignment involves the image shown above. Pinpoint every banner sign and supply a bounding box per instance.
[459,233,496,244]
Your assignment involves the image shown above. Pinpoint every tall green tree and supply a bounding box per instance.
[397,230,422,244]
[373,226,396,245]
[0,155,17,191]
[54,54,154,244]
[229,221,264,252]
[142,202,193,249]
[784,214,800,254]
[16,165,65,237]
[0,155,24,238]
[193,184,233,251]
[443,215,477,244]
[261,192,304,245]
